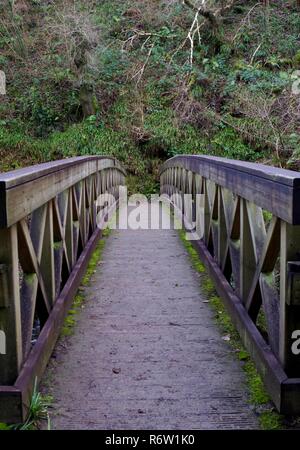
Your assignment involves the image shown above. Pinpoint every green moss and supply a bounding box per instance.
[178,229,206,273]
[81,240,106,286]
[53,241,62,250]
[243,360,270,405]
[178,227,283,430]
[61,293,84,337]
[203,278,215,294]
[260,410,284,430]
[24,273,36,285]
[238,350,249,361]
[61,229,111,336]
[262,210,273,228]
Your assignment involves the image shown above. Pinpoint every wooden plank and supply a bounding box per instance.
[260,273,280,355]
[240,199,256,303]
[40,202,55,307]
[246,202,266,262]
[52,196,72,300]
[280,222,300,376]
[0,387,22,423]
[13,199,117,423]
[160,156,300,224]
[161,155,300,187]
[0,156,126,190]
[21,206,47,357]
[246,217,280,315]
[65,189,74,269]
[193,235,286,412]
[281,378,300,414]
[166,199,287,412]
[17,220,51,314]
[221,194,239,272]
[0,158,126,228]
[20,272,39,359]
[0,226,22,385]
[218,186,227,266]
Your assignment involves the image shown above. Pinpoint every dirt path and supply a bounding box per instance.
[41,206,259,429]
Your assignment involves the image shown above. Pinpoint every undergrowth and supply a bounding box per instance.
[1,0,300,190]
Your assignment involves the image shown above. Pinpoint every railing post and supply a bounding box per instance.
[217,186,227,267]
[240,199,256,304]
[280,221,300,376]
[0,225,22,384]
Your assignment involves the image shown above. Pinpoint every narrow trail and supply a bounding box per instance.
[41,205,259,430]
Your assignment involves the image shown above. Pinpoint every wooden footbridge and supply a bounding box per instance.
[0,155,300,426]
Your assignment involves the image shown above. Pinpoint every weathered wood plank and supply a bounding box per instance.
[160,156,300,224]
[280,222,300,376]
[0,387,22,423]
[246,217,280,320]
[161,155,300,413]
[240,199,257,304]
[0,226,22,384]
[0,156,126,189]
[0,158,126,228]
[40,202,55,307]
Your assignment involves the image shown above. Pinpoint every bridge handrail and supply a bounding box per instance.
[160,155,300,224]
[160,155,300,414]
[0,156,126,228]
[0,156,126,422]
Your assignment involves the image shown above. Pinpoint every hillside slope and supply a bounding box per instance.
[0,0,299,192]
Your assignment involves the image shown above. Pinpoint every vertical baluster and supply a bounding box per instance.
[240,199,256,304]
[218,186,227,267]
[65,189,74,269]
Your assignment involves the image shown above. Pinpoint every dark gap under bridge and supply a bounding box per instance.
[0,155,300,426]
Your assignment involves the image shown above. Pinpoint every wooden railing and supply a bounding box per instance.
[160,155,300,414]
[0,156,126,422]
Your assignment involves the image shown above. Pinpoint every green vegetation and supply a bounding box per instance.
[0,0,300,429]
[14,379,53,431]
[0,0,300,194]
[61,292,85,337]
[178,227,284,430]
[0,378,53,430]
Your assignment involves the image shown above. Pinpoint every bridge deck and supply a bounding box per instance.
[42,206,259,429]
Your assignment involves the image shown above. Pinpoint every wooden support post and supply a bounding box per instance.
[40,202,55,306]
[65,189,74,269]
[280,221,300,376]
[240,199,256,304]
[218,186,227,267]
[203,179,211,246]
[0,226,22,384]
